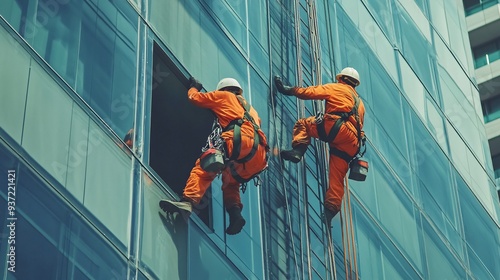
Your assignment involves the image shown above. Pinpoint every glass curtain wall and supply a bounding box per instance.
[2,0,500,279]
[0,0,138,139]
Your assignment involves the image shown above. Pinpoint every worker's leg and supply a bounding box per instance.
[221,167,243,210]
[160,158,217,216]
[183,158,219,204]
[282,116,319,162]
[221,168,245,235]
[222,140,268,235]
[325,155,348,212]
[291,116,319,146]
[222,142,267,208]
[324,125,359,224]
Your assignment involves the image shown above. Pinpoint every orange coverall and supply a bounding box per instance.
[183,88,268,210]
[291,82,365,213]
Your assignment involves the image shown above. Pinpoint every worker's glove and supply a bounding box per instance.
[274,76,295,96]
[189,77,203,91]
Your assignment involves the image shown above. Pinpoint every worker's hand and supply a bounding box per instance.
[274,76,295,96]
[189,77,203,91]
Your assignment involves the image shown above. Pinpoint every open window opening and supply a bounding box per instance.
[150,43,214,227]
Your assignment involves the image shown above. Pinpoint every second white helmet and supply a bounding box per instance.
[216,78,243,94]
[336,67,360,86]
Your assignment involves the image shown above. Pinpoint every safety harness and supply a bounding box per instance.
[223,95,268,185]
[224,95,262,163]
[316,90,365,163]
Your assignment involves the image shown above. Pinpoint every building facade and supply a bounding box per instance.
[1,0,499,279]
[463,0,500,197]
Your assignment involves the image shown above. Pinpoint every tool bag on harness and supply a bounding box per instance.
[316,90,368,181]
[223,95,268,187]
[200,119,226,173]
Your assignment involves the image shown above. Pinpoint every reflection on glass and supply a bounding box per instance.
[0,26,30,143]
[0,145,127,280]
[422,218,465,279]
[83,122,132,248]
[459,172,500,278]
[353,199,421,279]
[140,169,188,280]
[189,222,245,279]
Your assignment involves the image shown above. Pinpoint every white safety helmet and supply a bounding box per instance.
[216,78,243,94]
[336,67,360,87]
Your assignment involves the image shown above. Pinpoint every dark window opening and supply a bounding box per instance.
[492,154,500,178]
[481,94,500,123]
[463,0,480,9]
[150,43,214,227]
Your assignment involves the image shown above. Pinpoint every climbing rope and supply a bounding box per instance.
[342,177,359,280]
[270,76,301,280]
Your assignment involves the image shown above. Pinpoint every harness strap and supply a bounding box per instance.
[318,90,362,163]
[330,147,355,162]
[224,119,242,160]
[228,161,265,185]
[229,162,253,183]
[223,95,262,163]
[317,112,352,143]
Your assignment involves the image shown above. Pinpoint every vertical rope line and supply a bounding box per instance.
[292,0,304,278]
[340,208,349,280]
[269,6,301,270]
[345,177,359,279]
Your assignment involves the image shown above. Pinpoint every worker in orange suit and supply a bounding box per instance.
[274,67,365,227]
[160,77,268,235]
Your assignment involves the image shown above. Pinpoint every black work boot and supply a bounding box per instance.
[323,207,339,229]
[281,144,308,163]
[225,206,246,235]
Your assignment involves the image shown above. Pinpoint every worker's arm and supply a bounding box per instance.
[187,87,224,109]
[292,84,335,100]
[186,77,220,109]
[274,76,334,100]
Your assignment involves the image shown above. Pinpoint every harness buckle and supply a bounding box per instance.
[253,175,262,187]
[315,112,324,124]
[339,112,352,120]
[240,182,247,193]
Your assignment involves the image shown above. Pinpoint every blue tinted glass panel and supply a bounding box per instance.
[422,218,465,279]
[0,26,30,143]
[82,122,132,249]
[369,62,407,157]
[0,143,127,280]
[139,170,188,280]
[31,0,82,86]
[207,1,247,52]
[468,246,497,280]
[395,2,435,96]
[458,178,500,278]
[0,1,30,37]
[353,199,421,279]
[1,0,138,139]
[76,1,137,138]
[420,176,463,259]
[188,222,245,279]
[409,110,456,222]
[370,156,423,271]
[363,0,395,43]
[22,62,73,186]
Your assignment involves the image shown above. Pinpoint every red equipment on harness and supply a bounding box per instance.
[348,157,368,181]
